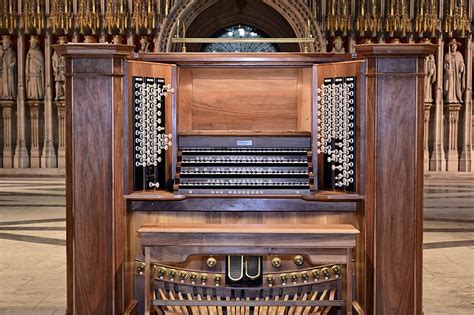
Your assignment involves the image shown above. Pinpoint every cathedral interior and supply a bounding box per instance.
[0,1,473,315]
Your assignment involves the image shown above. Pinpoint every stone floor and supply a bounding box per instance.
[0,177,472,314]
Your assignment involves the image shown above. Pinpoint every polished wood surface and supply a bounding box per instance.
[356,44,436,315]
[59,47,435,315]
[177,67,311,132]
[57,44,134,315]
[138,223,359,234]
[137,52,352,65]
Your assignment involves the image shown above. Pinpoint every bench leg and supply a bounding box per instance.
[144,247,152,315]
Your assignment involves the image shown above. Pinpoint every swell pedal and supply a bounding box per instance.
[245,256,261,279]
[226,255,262,287]
[227,256,244,282]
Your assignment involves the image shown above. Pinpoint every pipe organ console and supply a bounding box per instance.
[56,44,435,315]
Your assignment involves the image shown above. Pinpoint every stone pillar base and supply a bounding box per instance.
[459,145,472,172]
[2,153,13,168]
[446,150,460,171]
[41,140,57,168]
[430,145,447,171]
[13,141,29,168]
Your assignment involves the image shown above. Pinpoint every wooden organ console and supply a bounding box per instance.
[55,44,435,315]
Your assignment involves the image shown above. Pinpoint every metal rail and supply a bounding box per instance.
[171,37,315,52]
[153,300,344,307]
[171,38,315,44]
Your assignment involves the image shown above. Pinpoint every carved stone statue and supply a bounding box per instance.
[425,55,436,103]
[139,36,150,52]
[113,35,122,44]
[52,36,67,101]
[443,38,465,104]
[26,36,44,100]
[330,36,345,53]
[2,35,16,100]
[84,35,96,43]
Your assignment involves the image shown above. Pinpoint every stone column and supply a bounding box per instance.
[459,35,473,171]
[424,53,436,171]
[348,34,356,53]
[424,103,432,170]
[127,33,134,46]
[99,31,107,43]
[445,104,461,171]
[41,32,57,168]
[57,100,66,168]
[72,31,79,43]
[29,101,42,167]
[14,32,29,168]
[1,101,15,167]
[430,38,446,171]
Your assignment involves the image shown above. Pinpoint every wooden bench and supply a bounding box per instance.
[138,224,360,315]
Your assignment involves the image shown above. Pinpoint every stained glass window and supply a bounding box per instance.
[201,25,279,53]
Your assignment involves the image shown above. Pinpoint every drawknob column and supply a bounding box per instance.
[54,44,134,315]
[356,44,436,315]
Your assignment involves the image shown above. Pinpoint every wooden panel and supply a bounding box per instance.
[178,67,312,132]
[131,198,358,212]
[137,223,359,234]
[129,211,355,261]
[355,44,435,315]
[373,58,421,315]
[297,67,312,131]
[313,60,366,313]
[55,43,135,315]
[192,68,297,130]
[375,72,417,314]
[70,59,114,315]
[138,52,352,65]
[362,58,376,314]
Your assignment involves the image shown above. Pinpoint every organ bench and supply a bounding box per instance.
[54,43,436,315]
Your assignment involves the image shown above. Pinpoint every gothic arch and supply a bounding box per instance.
[155,0,325,52]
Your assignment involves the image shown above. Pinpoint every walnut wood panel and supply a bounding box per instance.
[360,58,375,314]
[178,67,312,132]
[375,65,417,314]
[313,60,366,314]
[131,198,357,212]
[297,67,312,131]
[55,44,135,315]
[138,223,359,234]
[356,44,436,315]
[138,52,352,65]
[72,63,113,315]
